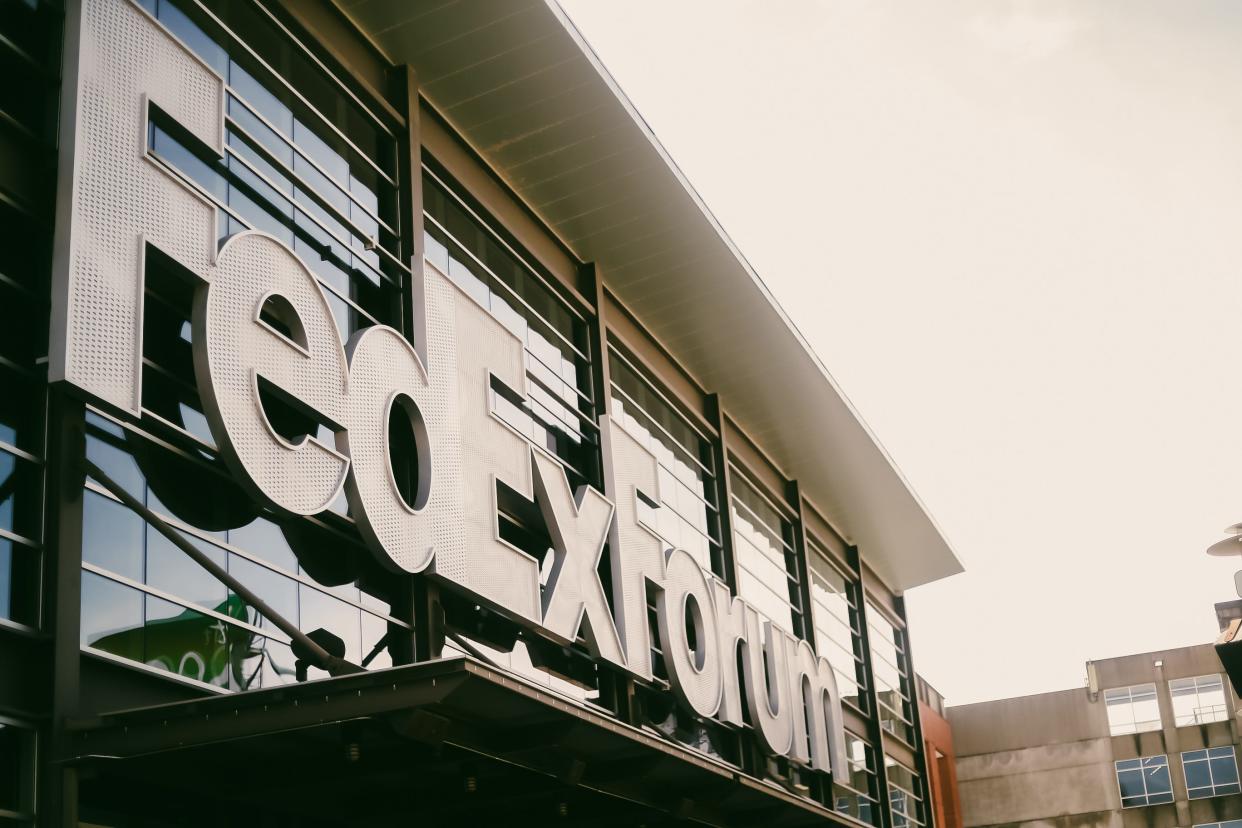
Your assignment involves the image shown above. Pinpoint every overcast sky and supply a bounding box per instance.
[560,0,1242,706]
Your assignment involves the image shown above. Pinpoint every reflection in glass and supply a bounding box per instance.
[731,473,801,635]
[0,449,39,540]
[808,542,865,712]
[300,584,362,670]
[82,492,145,581]
[228,555,297,632]
[145,525,227,610]
[1183,746,1241,799]
[81,572,143,655]
[609,349,722,576]
[228,516,298,573]
[1115,755,1174,807]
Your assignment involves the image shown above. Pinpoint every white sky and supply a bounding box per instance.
[560,0,1242,706]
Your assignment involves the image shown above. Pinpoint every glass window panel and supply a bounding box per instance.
[227,555,297,633]
[228,516,298,573]
[362,612,392,671]
[145,525,227,611]
[1184,746,1240,799]
[1170,674,1228,726]
[0,367,40,456]
[1212,754,1239,784]
[1104,683,1162,735]
[82,492,144,581]
[299,585,362,666]
[85,427,146,502]
[81,572,144,659]
[0,539,37,627]
[0,449,39,541]
[1116,755,1173,806]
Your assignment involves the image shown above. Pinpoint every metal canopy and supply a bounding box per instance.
[335,0,961,591]
[71,656,849,827]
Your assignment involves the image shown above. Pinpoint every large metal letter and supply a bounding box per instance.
[600,415,667,680]
[423,262,541,624]
[786,635,849,777]
[193,232,351,516]
[51,0,222,412]
[532,447,624,666]
[742,616,795,756]
[341,325,436,573]
[657,548,722,718]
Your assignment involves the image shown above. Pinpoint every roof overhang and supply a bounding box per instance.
[335,0,963,591]
[71,656,851,826]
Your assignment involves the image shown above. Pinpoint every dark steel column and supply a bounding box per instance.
[42,390,84,828]
[895,594,935,828]
[388,63,427,662]
[851,547,893,828]
[705,395,738,595]
[785,479,815,644]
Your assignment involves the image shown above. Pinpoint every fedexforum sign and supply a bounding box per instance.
[52,0,847,776]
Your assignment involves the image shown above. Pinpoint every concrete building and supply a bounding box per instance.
[951,644,1242,828]
[0,0,965,825]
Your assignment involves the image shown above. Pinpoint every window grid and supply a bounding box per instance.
[608,346,724,578]
[868,603,915,744]
[1182,746,1241,799]
[807,537,868,714]
[1115,755,1174,807]
[423,171,601,493]
[886,756,926,828]
[833,731,881,826]
[1104,683,1162,735]
[1170,674,1229,727]
[729,468,805,639]
[1195,821,1242,828]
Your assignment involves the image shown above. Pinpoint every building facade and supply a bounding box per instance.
[0,1,963,825]
[952,644,1242,828]
[918,676,963,828]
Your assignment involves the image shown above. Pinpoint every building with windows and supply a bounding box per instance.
[0,0,964,825]
[951,643,1242,828]
[918,676,963,828]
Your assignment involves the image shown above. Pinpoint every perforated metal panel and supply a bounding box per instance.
[51,0,223,413]
[194,231,351,516]
[341,325,436,574]
[423,260,541,624]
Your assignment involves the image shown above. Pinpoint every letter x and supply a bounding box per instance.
[531,449,626,667]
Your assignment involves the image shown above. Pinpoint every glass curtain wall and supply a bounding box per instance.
[868,603,917,745]
[0,0,57,632]
[730,470,806,639]
[78,0,412,690]
[807,537,868,714]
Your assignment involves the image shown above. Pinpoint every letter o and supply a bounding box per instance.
[656,548,723,718]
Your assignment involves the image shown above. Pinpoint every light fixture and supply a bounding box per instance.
[1206,524,1242,599]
